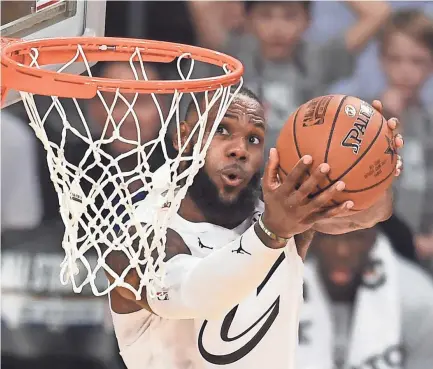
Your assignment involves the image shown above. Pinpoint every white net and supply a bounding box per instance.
[17,44,242,299]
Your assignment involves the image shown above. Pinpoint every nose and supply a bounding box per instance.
[335,242,350,258]
[226,136,249,162]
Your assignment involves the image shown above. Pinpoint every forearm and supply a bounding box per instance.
[294,230,316,261]
[148,224,288,319]
[344,0,391,53]
[313,190,393,235]
[187,1,227,50]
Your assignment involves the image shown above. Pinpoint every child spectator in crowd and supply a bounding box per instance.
[188,0,390,155]
[376,9,433,275]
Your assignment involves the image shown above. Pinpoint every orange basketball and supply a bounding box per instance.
[276,95,397,211]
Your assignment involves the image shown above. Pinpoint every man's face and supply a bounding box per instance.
[311,229,378,291]
[184,94,266,224]
[381,32,433,95]
[248,2,309,61]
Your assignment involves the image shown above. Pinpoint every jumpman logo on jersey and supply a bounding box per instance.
[198,238,213,250]
[232,236,251,256]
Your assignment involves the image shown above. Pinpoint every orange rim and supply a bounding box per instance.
[0,36,244,101]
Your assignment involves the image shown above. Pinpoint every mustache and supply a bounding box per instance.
[188,166,261,227]
[219,163,248,177]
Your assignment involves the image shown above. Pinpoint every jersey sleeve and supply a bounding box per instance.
[147,224,288,320]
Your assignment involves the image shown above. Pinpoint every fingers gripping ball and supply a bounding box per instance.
[276,95,397,211]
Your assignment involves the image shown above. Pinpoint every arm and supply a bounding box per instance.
[294,230,316,261]
[312,1,390,87]
[343,0,391,53]
[107,224,287,319]
[187,1,228,50]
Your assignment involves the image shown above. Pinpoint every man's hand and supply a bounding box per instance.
[313,189,393,234]
[313,100,404,235]
[259,149,353,246]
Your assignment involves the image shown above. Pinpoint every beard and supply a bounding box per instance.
[188,167,261,228]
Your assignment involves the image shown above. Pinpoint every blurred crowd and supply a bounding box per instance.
[1,1,433,369]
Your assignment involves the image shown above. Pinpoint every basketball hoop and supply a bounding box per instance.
[1,36,244,299]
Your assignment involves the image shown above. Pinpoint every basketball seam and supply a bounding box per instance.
[324,95,349,163]
[311,116,386,196]
[324,96,348,185]
[291,106,318,192]
[292,106,302,160]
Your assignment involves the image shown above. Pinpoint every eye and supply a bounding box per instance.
[216,125,229,135]
[249,135,261,145]
[412,57,428,67]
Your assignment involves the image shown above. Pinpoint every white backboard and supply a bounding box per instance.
[1,0,106,106]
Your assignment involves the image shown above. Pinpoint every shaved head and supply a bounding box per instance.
[177,87,266,227]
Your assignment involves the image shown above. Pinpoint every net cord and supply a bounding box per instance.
[18,43,243,299]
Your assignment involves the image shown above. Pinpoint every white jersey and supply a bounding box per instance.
[110,200,304,369]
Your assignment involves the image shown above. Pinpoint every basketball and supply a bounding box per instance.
[276,95,397,211]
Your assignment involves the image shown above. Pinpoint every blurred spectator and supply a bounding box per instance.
[188,0,390,155]
[1,110,42,232]
[378,214,418,263]
[88,62,164,165]
[373,9,433,274]
[310,1,433,105]
[298,228,433,369]
[146,1,197,46]
[1,220,120,369]
[218,1,246,35]
[86,62,170,230]
[88,61,168,180]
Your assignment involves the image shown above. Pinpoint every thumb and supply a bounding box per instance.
[262,148,280,191]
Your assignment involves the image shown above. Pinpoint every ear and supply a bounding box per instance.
[172,121,193,154]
